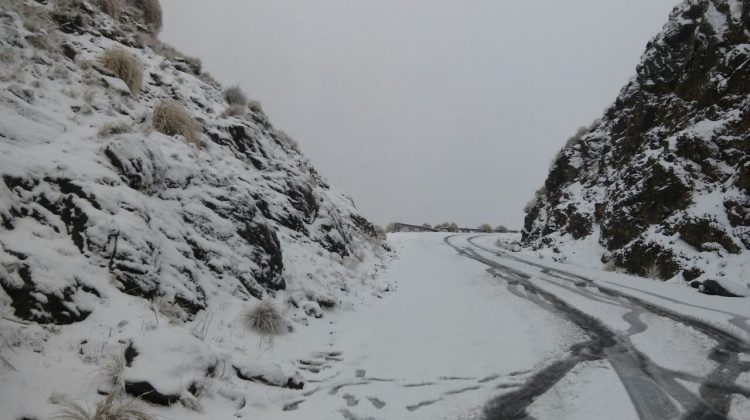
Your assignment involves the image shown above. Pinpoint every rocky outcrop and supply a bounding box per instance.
[0,0,381,324]
[524,0,750,292]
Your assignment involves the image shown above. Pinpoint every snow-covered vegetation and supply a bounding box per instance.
[0,0,388,418]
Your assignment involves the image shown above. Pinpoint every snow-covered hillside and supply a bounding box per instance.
[0,0,387,418]
[523,0,750,296]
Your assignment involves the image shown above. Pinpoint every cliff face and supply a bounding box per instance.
[523,0,750,294]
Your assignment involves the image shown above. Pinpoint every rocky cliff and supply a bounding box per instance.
[0,1,387,417]
[523,0,749,295]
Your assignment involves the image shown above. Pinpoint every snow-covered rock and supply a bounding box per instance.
[524,0,750,295]
[0,0,387,417]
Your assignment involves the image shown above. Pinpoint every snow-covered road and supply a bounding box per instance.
[211,233,750,419]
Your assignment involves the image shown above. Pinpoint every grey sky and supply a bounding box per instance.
[160,0,678,228]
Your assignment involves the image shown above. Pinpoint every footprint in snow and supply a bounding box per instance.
[343,393,359,407]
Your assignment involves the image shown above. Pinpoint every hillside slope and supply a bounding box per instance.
[523,0,750,295]
[0,0,387,417]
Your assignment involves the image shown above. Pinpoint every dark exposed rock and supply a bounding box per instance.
[700,280,740,298]
[679,218,741,254]
[233,365,304,389]
[124,381,180,406]
[0,0,379,327]
[524,0,749,285]
[613,240,681,280]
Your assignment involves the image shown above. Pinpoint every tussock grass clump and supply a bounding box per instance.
[222,103,247,117]
[248,100,264,114]
[152,101,202,146]
[138,0,162,33]
[243,301,285,336]
[223,85,247,107]
[52,392,154,420]
[99,352,126,389]
[97,0,121,19]
[98,121,132,137]
[98,48,143,95]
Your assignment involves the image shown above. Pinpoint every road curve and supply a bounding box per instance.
[444,234,750,420]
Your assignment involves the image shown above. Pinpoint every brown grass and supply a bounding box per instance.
[139,0,162,33]
[152,101,202,146]
[97,0,121,20]
[98,48,143,95]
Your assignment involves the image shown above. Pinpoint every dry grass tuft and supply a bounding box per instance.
[96,0,121,20]
[243,301,286,336]
[248,100,264,114]
[223,85,247,106]
[52,392,154,420]
[98,48,143,95]
[98,121,132,137]
[152,101,202,147]
[222,103,247,117]
[139,0,162,33]
[99,351,126,389]
[644,263,662,280]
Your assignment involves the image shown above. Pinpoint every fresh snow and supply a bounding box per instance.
[527,360,639,420]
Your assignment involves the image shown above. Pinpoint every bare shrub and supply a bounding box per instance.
[137,0,162,33]
[243,301,285,336]
[152,101,202,146]
[97,121,132,137]
[52,392,154,420]
[478,224,492,233]
[96,0,121,19]
[223,85,247,106]
[98,48,143,95]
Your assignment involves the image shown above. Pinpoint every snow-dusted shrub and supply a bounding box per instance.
[137,0,162,33]
[97,0,121,19]
[98,48,143,95]
[248,100,264,114]
[223,85,247,106]
[222,103,247,117]
[97,121,132,137]
[52,392,154,420]
[274,129,300,152]
[243,301,286,336]
[152,101,202,147]
[373,225,386,240]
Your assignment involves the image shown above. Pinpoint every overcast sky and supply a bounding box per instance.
[160,0,678,228]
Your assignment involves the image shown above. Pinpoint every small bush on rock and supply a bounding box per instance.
[223,85,247,106]
[152,101,202,146]
[98,48,143,95]
[243,301,285,336]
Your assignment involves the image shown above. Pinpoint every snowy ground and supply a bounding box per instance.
[3,232,750,419]
[198,233,749,419]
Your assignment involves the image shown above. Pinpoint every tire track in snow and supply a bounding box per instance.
[445,234,750,420]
